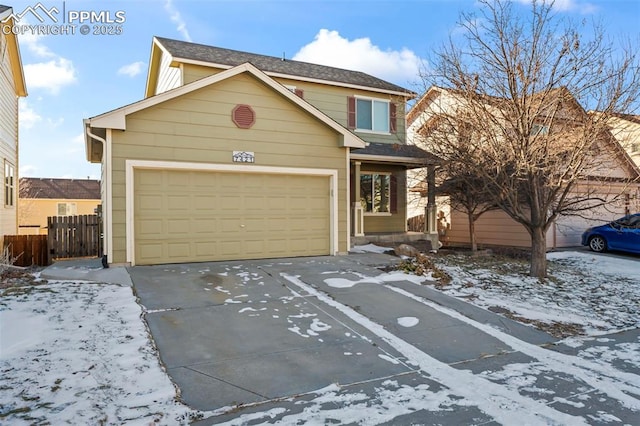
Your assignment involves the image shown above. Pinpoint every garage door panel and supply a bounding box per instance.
[168,219,189,234]
[134,169,331,265]
[138,219,163,236]
[167,195,190,210]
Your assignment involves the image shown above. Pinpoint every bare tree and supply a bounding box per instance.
[438,171,498,252]
[412,0,640,278]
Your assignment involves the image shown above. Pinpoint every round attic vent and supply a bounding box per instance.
[232,104,255,129]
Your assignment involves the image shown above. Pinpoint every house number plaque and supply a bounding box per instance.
[232,151,255,163]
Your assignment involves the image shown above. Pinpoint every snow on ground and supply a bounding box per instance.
[1,248,639,424]
[414,249,640,336]
[0,277,201,425]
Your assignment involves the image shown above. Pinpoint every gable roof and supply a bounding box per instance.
[20,178,100,200]
[86,62,366,161]
[0,6,27,97]
[409,86,640,180]
[148,36,415,98]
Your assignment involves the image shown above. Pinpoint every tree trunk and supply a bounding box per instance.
[468,213,477,252]
[530,226,547,278]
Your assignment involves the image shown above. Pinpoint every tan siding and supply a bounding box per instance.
[109,72,348,263]
[182,64,223,84]
[18,198,100,235]
[156,50,181,94]
[180,64,408,146]
[0,32,18,238]
[447,209,534,248]
[274,77,407,146]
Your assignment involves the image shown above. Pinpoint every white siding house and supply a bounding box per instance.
[0,7,28,241]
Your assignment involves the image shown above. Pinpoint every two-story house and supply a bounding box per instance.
[408,86,640,250]
[603,113,640,169]
[0,6,27,241]
[18,178,101,235]
[84,37,436,266]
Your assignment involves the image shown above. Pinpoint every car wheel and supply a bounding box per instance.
[589,235,607,253]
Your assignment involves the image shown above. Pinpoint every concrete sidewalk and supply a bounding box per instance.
[41,258,133,286]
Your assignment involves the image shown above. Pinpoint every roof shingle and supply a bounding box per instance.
[155,36,415,96]
[20,178,100,200]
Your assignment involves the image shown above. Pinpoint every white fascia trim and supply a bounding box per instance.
[105,129,113,263]
[345,150,351,253]
[350,154,428,165]
[153,37,173,58]
[88,63,256,130]
[87,62,365,148]
[171,57,415,99]
[125,160,340,265]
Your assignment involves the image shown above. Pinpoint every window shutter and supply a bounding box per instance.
[390,102,397,134]
[390,174,398,214]
[347,96,356,129]
[294,88,304,98]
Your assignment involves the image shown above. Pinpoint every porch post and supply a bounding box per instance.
[352,161,364,236]
[354,161,361,205]
[423,165,439,250]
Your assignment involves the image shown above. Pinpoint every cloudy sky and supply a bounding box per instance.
[5,0,639,179]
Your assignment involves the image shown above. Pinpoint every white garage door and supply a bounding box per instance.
[134,169,331,265]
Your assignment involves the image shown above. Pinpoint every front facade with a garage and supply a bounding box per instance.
[85,38,428,266]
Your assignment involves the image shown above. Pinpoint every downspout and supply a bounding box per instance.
[85,126,109,267]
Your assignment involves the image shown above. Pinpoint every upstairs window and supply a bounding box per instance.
[348,97,396,134]
[357,99,389,132]
[531,124,549,136]
[360,173,391,213]
[4,161,14,207]
[57,202,77,216]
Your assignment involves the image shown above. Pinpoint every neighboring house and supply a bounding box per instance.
[407,86,640,249]
[604,113,640,169]
[84,37,436,266]
[0,6,27,241]
[18,178,101,235]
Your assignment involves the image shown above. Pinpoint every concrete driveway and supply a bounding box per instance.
[128,253,639,424]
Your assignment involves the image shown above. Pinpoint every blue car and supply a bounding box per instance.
[581,213,640,254]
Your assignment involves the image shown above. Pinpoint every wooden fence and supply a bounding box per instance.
[48,215,100,259]
[2,234,49,267]
[407,214,425,232]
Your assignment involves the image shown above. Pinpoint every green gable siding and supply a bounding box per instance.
[108,72,348,263]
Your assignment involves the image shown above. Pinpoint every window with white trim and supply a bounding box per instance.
[530,124,549,136]
[4,161,14,207]
[57,202,77,216]
[356,98,390,132]
[360,173,390,213]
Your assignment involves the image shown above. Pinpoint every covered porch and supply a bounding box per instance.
[349,142,441,251]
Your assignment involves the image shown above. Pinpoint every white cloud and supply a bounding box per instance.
[19,100,42,129]
[164,0,192,42]
[68,132,85,154]
[293,29,422,85]
[15,18,55,58]
[19,164,38,177]
[515,0,597,14]
[24,58,77,95]
[117,61,145,78]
